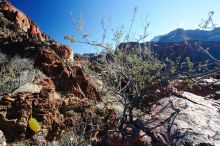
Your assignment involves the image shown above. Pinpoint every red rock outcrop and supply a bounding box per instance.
[0,1,46,41]
[0,1,72,60]
[34,47,100,100]
[38,78,56,90]
[0,1,100,101]
[0,84,63,142]
[51,43,73,60]
[0,88,111,143]
[0,2,104,144]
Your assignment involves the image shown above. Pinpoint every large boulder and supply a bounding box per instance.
[138,92,220,145]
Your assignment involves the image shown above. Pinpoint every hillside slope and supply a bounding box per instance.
[0,1,112,145]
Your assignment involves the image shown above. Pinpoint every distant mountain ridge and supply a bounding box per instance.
[152,28,220,42]
[118,41,220,63]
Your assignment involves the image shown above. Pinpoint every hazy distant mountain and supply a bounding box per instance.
[152,28,220,42]
[118,41,220,63]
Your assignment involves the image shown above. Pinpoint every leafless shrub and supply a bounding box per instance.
[0,53,38,95]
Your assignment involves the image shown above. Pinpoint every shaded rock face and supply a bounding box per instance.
[0,1,99,100]
[138,92,220,146]
[94,124,153,146]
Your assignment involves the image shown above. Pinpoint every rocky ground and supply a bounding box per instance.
[0,1,220,146]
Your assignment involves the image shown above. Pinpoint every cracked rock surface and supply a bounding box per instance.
[139,92,220,146]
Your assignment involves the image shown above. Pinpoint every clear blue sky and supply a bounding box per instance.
[8,0,220,54]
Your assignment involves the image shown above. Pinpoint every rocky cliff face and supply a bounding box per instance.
[0,1,105,144]
[0,1,100,100]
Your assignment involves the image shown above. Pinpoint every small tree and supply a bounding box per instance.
[65,8,170,132]
[65,9,220,137]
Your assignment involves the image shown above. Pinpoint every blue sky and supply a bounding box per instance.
[8,0,220,54]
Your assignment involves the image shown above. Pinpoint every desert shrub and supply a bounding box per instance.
[0,53,37,95]
[66,9,220,135]
[49,131,88,146]
[65,8,170,130]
